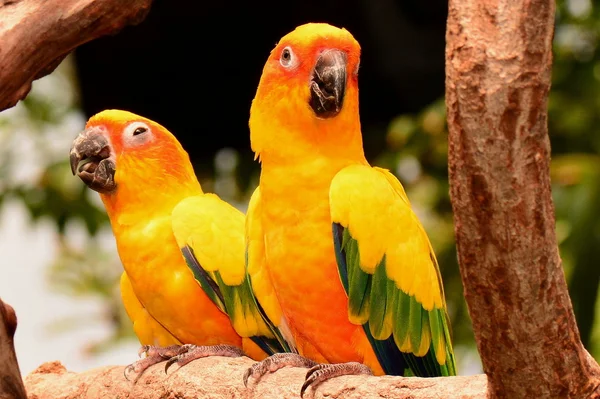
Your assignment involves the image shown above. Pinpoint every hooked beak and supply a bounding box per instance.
[309,49,347,118]
[69,126,116,194]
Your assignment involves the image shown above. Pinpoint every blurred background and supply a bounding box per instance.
[0,0,598,376]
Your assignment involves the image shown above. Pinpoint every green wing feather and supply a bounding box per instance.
[172,194,290,355]
[330,165,456,377]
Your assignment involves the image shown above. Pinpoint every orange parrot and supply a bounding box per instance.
[69,110,290,378]
[242,23,456,396]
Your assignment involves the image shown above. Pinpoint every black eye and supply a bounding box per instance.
[280,47,294,67]
[133,127,147,136]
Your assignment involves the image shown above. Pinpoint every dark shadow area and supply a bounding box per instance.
[74,0,448,182]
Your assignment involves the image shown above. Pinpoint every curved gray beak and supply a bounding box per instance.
[69,126,116,194]
[309,49,347,118]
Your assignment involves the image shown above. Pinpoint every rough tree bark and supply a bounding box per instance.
[0,298,26,399]
[0,0,153,112]
[24,358,488,399]
[445,0,600,398]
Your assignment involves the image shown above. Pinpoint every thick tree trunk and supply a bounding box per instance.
[445,0,600,398]
[0,299,27,399]
[0,0,153,112]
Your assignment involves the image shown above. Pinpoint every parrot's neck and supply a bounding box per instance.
[250,93,366,167]
[100,179,202,230]
[254,124,366,167]
[258,143,367,215]
[100,154,202,228]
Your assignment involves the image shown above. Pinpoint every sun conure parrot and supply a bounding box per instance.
[242,23,457,396]
[69,109,291,378]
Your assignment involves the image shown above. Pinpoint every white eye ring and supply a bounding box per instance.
[124,121,150,137]
[123,121,152,146]
[279,46,296,68]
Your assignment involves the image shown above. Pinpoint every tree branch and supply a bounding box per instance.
[24,358,487,399]
[445,0,600,397]
[0,298,27,399]
[0,0,153,112]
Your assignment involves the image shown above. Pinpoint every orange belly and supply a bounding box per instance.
[261,192,383,374]
[116,220,243,351]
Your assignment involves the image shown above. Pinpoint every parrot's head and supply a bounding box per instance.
[69,109,198,200]
[250,23,363,161]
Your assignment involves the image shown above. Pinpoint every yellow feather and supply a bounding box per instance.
[330,165,443,310]
[398,332,414,353]
[416,317,431,357]
[120,272,181,346]
[436,332,447,365]
[171,194,245,286]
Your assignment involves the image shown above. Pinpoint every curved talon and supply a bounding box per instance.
[243,368,252,387]
[243,362,260,387]
[123,364,136,381]
[138,345,151,358]
[164,356,179,374]
[300,364,324,398]
[300,380,311,397]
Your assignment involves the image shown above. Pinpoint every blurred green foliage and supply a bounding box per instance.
[0,57,129,353]
[1,0,600,371]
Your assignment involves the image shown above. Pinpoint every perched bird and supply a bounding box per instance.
[243,23,456,396]
[69,109,290,378]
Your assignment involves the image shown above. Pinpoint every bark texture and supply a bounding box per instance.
[24,358,488,399]
[445,0,600,398]
[0,298,27,399]
[0,0,153,112]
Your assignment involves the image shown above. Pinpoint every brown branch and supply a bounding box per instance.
[0,298,27,399]
[445,0,600,398]
[0,0,153,112]
[24,358,487,399]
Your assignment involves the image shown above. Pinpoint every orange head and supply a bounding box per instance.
[69,109,201,217]
[249,23,365,163]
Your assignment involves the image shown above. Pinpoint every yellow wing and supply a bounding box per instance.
[171,193,291,355]
[330,164,456,376]
[120,272,181,346]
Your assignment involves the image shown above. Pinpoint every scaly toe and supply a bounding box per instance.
[243,353,318,388]
[164,344,245,375]
[300,362,373,398]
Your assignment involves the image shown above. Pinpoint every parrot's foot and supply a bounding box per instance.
[300,362,373,398]
[243,353,318,387]
[124,345,186,381]
[164,344,245,373]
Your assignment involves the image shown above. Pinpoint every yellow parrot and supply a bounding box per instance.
[243,23,456,396]
[69,109,290,378]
